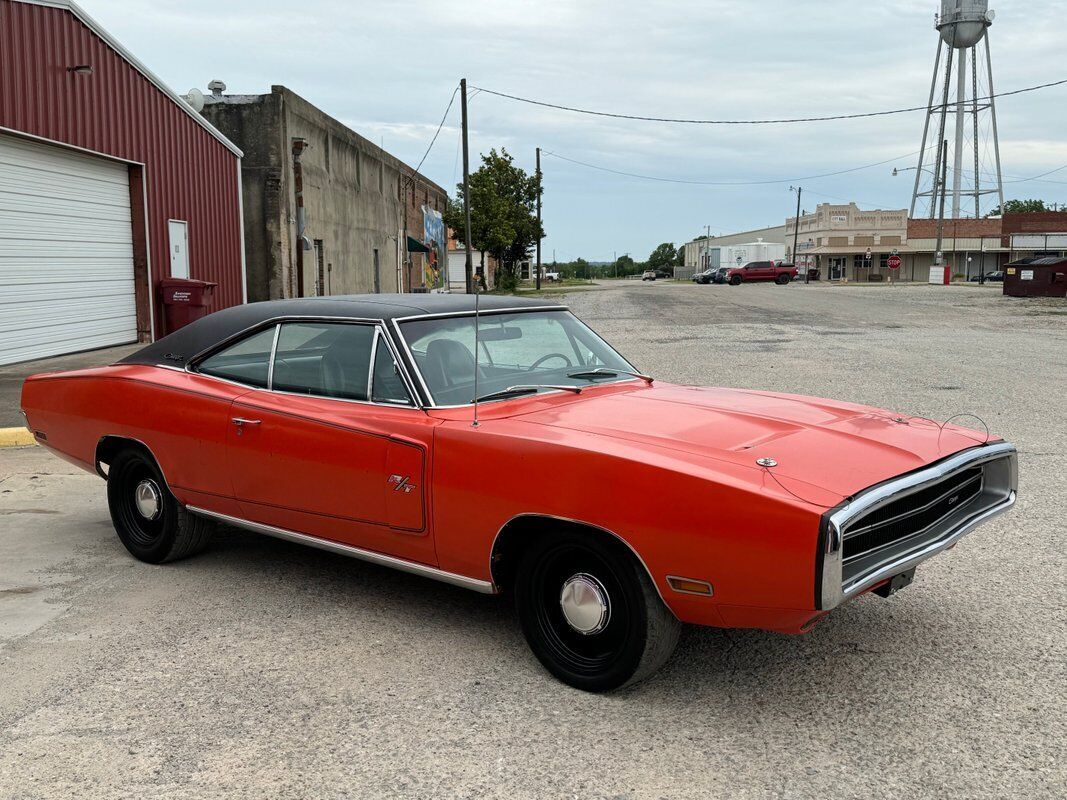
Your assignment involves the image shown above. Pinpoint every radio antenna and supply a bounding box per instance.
[471,276,481,428]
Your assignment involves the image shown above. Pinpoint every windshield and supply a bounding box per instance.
[399,310,636,406]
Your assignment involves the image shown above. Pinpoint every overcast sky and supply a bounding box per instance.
[85,0,1066,262]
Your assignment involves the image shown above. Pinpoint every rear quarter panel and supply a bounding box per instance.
[21,366,247,507]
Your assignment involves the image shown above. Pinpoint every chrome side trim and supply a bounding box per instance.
[187,506,496,594]
[820,441,1018,609]
[489,512,677,617]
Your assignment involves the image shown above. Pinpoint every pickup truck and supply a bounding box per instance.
[726,261,798,286]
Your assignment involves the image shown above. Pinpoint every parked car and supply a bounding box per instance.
[726,261,798,285]
[968,271,1004,283]
[654,268,673,280]
[543,271,561,283]
[711,266,730,284]
[21,295,1018,692]
[641,270,657,281]
[691,269,716,284]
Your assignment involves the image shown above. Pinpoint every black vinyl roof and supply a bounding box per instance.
[119,294,563,368]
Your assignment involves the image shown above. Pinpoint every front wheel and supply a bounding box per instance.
[729,275,742,286]
[514,531,680,692]
[107,448,214,564]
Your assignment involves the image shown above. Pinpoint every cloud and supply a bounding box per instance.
[83,0,1066,260]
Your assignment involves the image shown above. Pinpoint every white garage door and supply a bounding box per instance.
[0,133,138,366]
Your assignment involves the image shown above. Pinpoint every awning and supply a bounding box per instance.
[407,236,430,253]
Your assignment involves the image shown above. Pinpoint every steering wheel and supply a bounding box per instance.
[527,353,573,371]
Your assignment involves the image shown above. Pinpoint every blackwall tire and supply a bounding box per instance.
[729,276,742,286]
[776,274,790,285]
[106,449,214,564]
[514,530,680,692]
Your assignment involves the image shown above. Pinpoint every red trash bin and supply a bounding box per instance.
[159,278,218,334]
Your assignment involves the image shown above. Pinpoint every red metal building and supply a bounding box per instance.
[0,0,245,365]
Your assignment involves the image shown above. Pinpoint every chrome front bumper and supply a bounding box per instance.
[817,441,1018,610]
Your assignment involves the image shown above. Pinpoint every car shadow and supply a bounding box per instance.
[191,523,981,716]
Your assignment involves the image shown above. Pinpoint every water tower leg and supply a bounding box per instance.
[985,37,1005,213]
[972,46,981,219]
[930,44,956,219]
[912,38,944,218]
[951,48,968,219]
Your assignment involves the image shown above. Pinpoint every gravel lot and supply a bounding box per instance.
[1,281,1064,799]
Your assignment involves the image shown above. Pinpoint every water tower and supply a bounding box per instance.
[910,1,1004,219]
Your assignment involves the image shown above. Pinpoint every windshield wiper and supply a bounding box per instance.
[473,384,583,404]
[566,368,654,384]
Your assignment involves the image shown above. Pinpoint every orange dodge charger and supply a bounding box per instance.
[20,295,1017,691]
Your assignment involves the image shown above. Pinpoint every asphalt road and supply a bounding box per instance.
[1,281,1064,799]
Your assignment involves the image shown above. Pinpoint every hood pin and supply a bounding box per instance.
[756,458,778,468]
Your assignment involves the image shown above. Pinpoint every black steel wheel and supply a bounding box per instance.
[776,273,790,285]
[729,275,742,285]
[514,530,680,692]
[106,448,214,563]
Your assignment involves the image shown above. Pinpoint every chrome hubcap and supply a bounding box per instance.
[559,573,610,635]
[134,479,162,521]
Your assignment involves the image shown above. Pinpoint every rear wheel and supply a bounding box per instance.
[776,273,790,285]
[514,530,680,692]
[106,448,214,563]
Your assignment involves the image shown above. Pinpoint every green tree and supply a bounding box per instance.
[443,148,543,290]
[987,199,1050,216]
[647,243,678,272]
[613,254,636,276]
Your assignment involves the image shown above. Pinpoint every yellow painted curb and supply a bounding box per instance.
[0,427,36,448]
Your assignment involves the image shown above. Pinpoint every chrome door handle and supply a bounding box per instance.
[231,417,261,425]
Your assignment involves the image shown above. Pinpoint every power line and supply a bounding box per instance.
[406,85,459,187]
[469,78,1067,125]
[542,146,936,187]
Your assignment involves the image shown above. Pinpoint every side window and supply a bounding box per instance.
[272,322,375,401]
[197,326,277,388]
[371,337,414,406]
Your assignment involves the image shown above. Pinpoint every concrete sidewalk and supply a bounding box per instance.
[0,344,141,429]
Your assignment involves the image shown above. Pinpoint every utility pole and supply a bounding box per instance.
[535,147,542,291]
[705,224,711,270]
[791,186,805,283]
[460,78,473,295]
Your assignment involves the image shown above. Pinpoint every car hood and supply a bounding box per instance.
[514,384,992,500]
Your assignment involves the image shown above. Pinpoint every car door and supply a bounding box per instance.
[223,321,438,565]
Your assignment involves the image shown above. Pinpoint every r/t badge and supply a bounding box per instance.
[388,474,416,494]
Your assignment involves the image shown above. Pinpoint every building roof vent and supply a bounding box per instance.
[207,79,227,97]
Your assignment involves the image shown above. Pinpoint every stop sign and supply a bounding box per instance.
[887,255,902,270]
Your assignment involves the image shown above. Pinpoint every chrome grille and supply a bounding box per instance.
[818,442,1018,611]
[842,467,983,563]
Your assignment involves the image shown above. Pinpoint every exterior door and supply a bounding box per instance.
[223,321,437,564]
[748,262,772,280]
[168,220,189,278]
